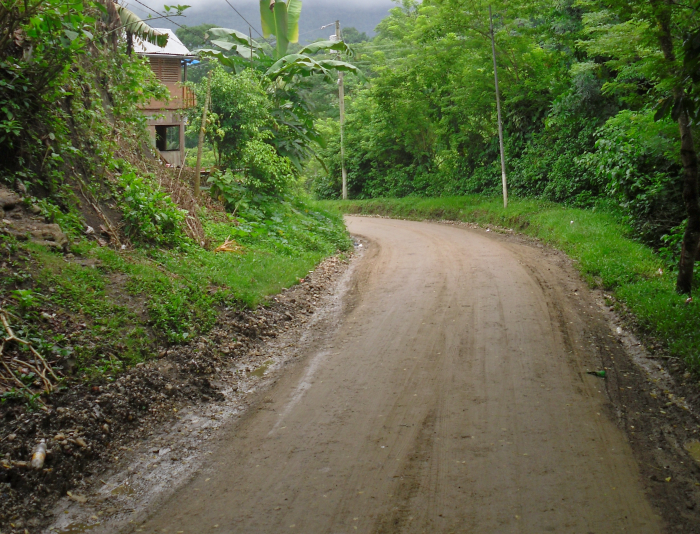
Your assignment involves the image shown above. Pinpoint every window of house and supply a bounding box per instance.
[149,58,181,82]
[155,125,180,151]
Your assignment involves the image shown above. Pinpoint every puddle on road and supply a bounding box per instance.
[57,523,99,534]
[685,441,700,465]
[250,360,273,378]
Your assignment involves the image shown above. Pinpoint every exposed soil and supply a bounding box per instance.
[1,187,69,252]
[0,247,354,534]
[44,216,699,534]
[6,215,700,534]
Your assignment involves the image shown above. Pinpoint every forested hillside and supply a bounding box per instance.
[310,0,700,293]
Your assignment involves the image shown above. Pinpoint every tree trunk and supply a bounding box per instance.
[676,108,700,294]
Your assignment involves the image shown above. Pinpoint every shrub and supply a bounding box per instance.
[118,171,187,246]
[581,110,684,246]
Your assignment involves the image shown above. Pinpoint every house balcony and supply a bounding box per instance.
[142,83,196,111]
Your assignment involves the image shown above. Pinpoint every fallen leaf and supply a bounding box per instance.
[67,491,88,503]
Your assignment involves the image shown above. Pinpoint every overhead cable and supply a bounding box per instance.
[223,0,265,39]
[131,0,184,28]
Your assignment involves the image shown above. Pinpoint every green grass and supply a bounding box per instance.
[320,196,700,369]
[1,198,351,378]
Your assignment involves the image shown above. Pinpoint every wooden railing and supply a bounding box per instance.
[142,83,196,111]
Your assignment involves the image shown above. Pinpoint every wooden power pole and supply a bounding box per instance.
[194,70,212,200]
[336,20,347,200]
[489,5,508,209]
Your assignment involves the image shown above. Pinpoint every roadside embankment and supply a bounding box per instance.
[0,192,351,531]
[319,196,700,370]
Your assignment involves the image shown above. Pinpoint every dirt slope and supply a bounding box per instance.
[119,217,666,533]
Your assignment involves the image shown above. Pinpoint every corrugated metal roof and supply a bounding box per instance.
[134,28,194,58]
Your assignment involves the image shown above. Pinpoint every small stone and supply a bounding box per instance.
[6,433,16,442]
[74,437,87,448]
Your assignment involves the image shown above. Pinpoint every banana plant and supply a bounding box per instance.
[196,24,364,172]
[260,0,302,58]
[199,29,363,83]
[207,27,263,60]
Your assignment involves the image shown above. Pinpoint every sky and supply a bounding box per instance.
[124,0,396,43]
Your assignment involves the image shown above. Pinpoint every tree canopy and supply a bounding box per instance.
[308,0,700,293]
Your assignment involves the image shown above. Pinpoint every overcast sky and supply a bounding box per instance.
[125,0,396,42]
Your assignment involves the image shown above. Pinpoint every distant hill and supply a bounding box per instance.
[130,0,394,44]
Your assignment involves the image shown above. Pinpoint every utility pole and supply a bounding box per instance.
[336,20,347,200]
[489,5,508,209]
[194,70,212,200]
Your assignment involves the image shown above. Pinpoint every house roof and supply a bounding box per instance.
[133,28,194,58]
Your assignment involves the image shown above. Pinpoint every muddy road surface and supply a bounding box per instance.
[125,217,663,533]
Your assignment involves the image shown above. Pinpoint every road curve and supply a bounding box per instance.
[128,217,661,533]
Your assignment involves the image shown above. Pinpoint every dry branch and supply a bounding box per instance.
[214,236,244,254]
[0,309,62,395]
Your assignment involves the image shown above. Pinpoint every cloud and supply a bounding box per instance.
[127,0,395,12]
[125,0,395,40]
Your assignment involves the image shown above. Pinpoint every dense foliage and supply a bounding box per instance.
[309,0,700,291]
[1,1,163,188]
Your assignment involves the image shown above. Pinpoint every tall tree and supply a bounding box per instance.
[578,0,700,293]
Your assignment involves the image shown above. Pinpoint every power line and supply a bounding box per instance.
[130,0,184,28]
[297,22,337,39]
[223,0,264,39]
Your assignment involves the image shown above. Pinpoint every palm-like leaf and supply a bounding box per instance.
[209,28,262,49]
[260,0,276,38]
[266,54,365,82]
[273,1,289,58]
[259,0,303,57]
[115,5,168,47]
[286,0,302,43]
[299,40,353,57]
[198,49,241,70]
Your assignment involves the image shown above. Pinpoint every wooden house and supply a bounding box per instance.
[134,29,196,168]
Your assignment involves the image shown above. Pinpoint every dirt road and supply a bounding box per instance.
[127,217,662,533]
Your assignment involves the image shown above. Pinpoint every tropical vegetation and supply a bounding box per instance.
[310,0,700,296]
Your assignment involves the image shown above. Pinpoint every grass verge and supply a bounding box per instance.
[318,196,700,369]
[1,197,350,386]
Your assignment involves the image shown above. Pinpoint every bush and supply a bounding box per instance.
[242,139,295,196]
[581,110,684,246]
[119,171,187,246]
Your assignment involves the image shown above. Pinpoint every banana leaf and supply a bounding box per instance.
[209,28,262,49]
[299,40,353,57]
[286,0,302,43]
[260,0,276,39]
[273,1,289,58]
[266,54,365,82]
[115,5,168,47]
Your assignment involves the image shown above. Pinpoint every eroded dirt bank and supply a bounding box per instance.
[1,250,354,534]
[61,216,697,534]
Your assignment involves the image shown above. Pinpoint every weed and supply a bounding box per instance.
[10,289,40,311]
[118,170,187,246]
